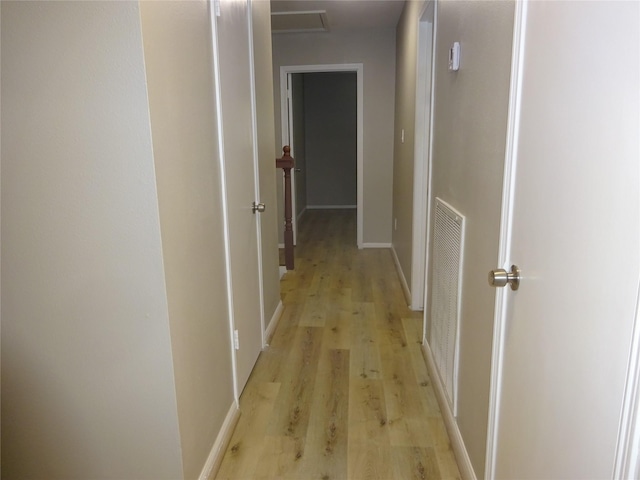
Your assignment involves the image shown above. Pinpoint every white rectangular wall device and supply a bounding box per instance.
[449,41,460,71]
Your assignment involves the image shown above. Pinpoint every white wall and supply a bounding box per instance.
[304,72,357,208]
[1,2,183,477]
[272,29,396,244]
[139,2,234,478]
[429,1,515,476]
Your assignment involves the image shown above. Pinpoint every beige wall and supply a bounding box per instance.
[251,0,282,327]
[393,0,515,477]
[1,1,280,477]
[272,29,396,244]
[391,0,423,295]
[304,72,357,207]
[139,3,234,479]
[429,1,514,476]
[1,2,183,477]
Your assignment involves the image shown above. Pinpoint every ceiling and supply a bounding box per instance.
[270,0,405,33]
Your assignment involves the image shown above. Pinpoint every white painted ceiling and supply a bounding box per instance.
[271,0,405,33]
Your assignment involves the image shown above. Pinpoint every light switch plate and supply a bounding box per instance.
[449,42,460,71]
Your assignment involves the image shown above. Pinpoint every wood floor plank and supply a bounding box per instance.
[387,417,437,449]
[251,435,306,479]
[323,289,352,351]
[266,326,323,440]
[402,317,443,417]
[379,341,425,418]
[244,347,286,385]
[215,210,461,480]
[374,302,410,349]
[347,443,393,480]
[349,302,383,380]
[402,315,425,346]
[301,348,350,480]
[350,254,374,302]
[390,446,442,480]
[348,377,389,446]
[215,382,281,480]
[298,297,328,327]
[268,301,304,350]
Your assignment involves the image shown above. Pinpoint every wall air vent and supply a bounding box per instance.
[429,197,465,416]
[271,10,329,34]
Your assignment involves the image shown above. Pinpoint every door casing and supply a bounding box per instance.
[279,63,364,248]
[414,0,436,313]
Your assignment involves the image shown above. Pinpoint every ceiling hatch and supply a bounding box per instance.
[271,10,329,34]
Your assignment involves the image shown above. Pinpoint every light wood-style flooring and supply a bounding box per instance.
[216,209,460,479]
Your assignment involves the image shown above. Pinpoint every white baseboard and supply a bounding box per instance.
[198,403,241,480]
[391,245,412,306]
[306,205,356,209]
[362,242,392,248]
[264,300,284,346]
[279,266,287,278]
[421,342,477,480]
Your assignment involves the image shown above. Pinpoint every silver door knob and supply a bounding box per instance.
[252,202,266,214]
[295,168,302,172]
[488,265,521,291]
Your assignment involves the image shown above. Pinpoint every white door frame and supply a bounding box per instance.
[484,0,528,473]
[614,282,640,478]
[413,0,436,313]
[280,63,364,248]
[209,0,238,403]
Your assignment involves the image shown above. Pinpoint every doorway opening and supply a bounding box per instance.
[279,63,364,249]
[291,71,357,233]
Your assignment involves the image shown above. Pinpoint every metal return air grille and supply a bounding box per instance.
[429,197,465,415]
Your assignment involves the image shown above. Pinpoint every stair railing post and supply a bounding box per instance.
[276,146,295,270]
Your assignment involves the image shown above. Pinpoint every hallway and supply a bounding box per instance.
[215,210,460,479]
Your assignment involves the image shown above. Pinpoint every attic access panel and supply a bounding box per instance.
[271,10,329,34]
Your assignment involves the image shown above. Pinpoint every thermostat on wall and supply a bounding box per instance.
[449,42,460,71]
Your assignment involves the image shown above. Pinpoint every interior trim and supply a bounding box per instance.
[422,342,477,480]
[391,245,412,306]
[264,300,284,347]
[198,403,241,480]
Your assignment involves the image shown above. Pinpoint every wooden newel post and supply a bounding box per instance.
[276,146,295,270]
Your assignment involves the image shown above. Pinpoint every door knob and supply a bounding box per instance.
[488,265,521,291]
[295,168,302,172]
[252,202,266,214]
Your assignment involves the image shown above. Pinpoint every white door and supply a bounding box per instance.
[286,72,299,244]
[212,0,263,397]
[489,1,639,477]
[290,73,307,231]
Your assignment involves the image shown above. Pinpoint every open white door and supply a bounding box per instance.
[412,0,436,312]
[211,0,264,399]
[487,1,640,477]
[285,72,299,244]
